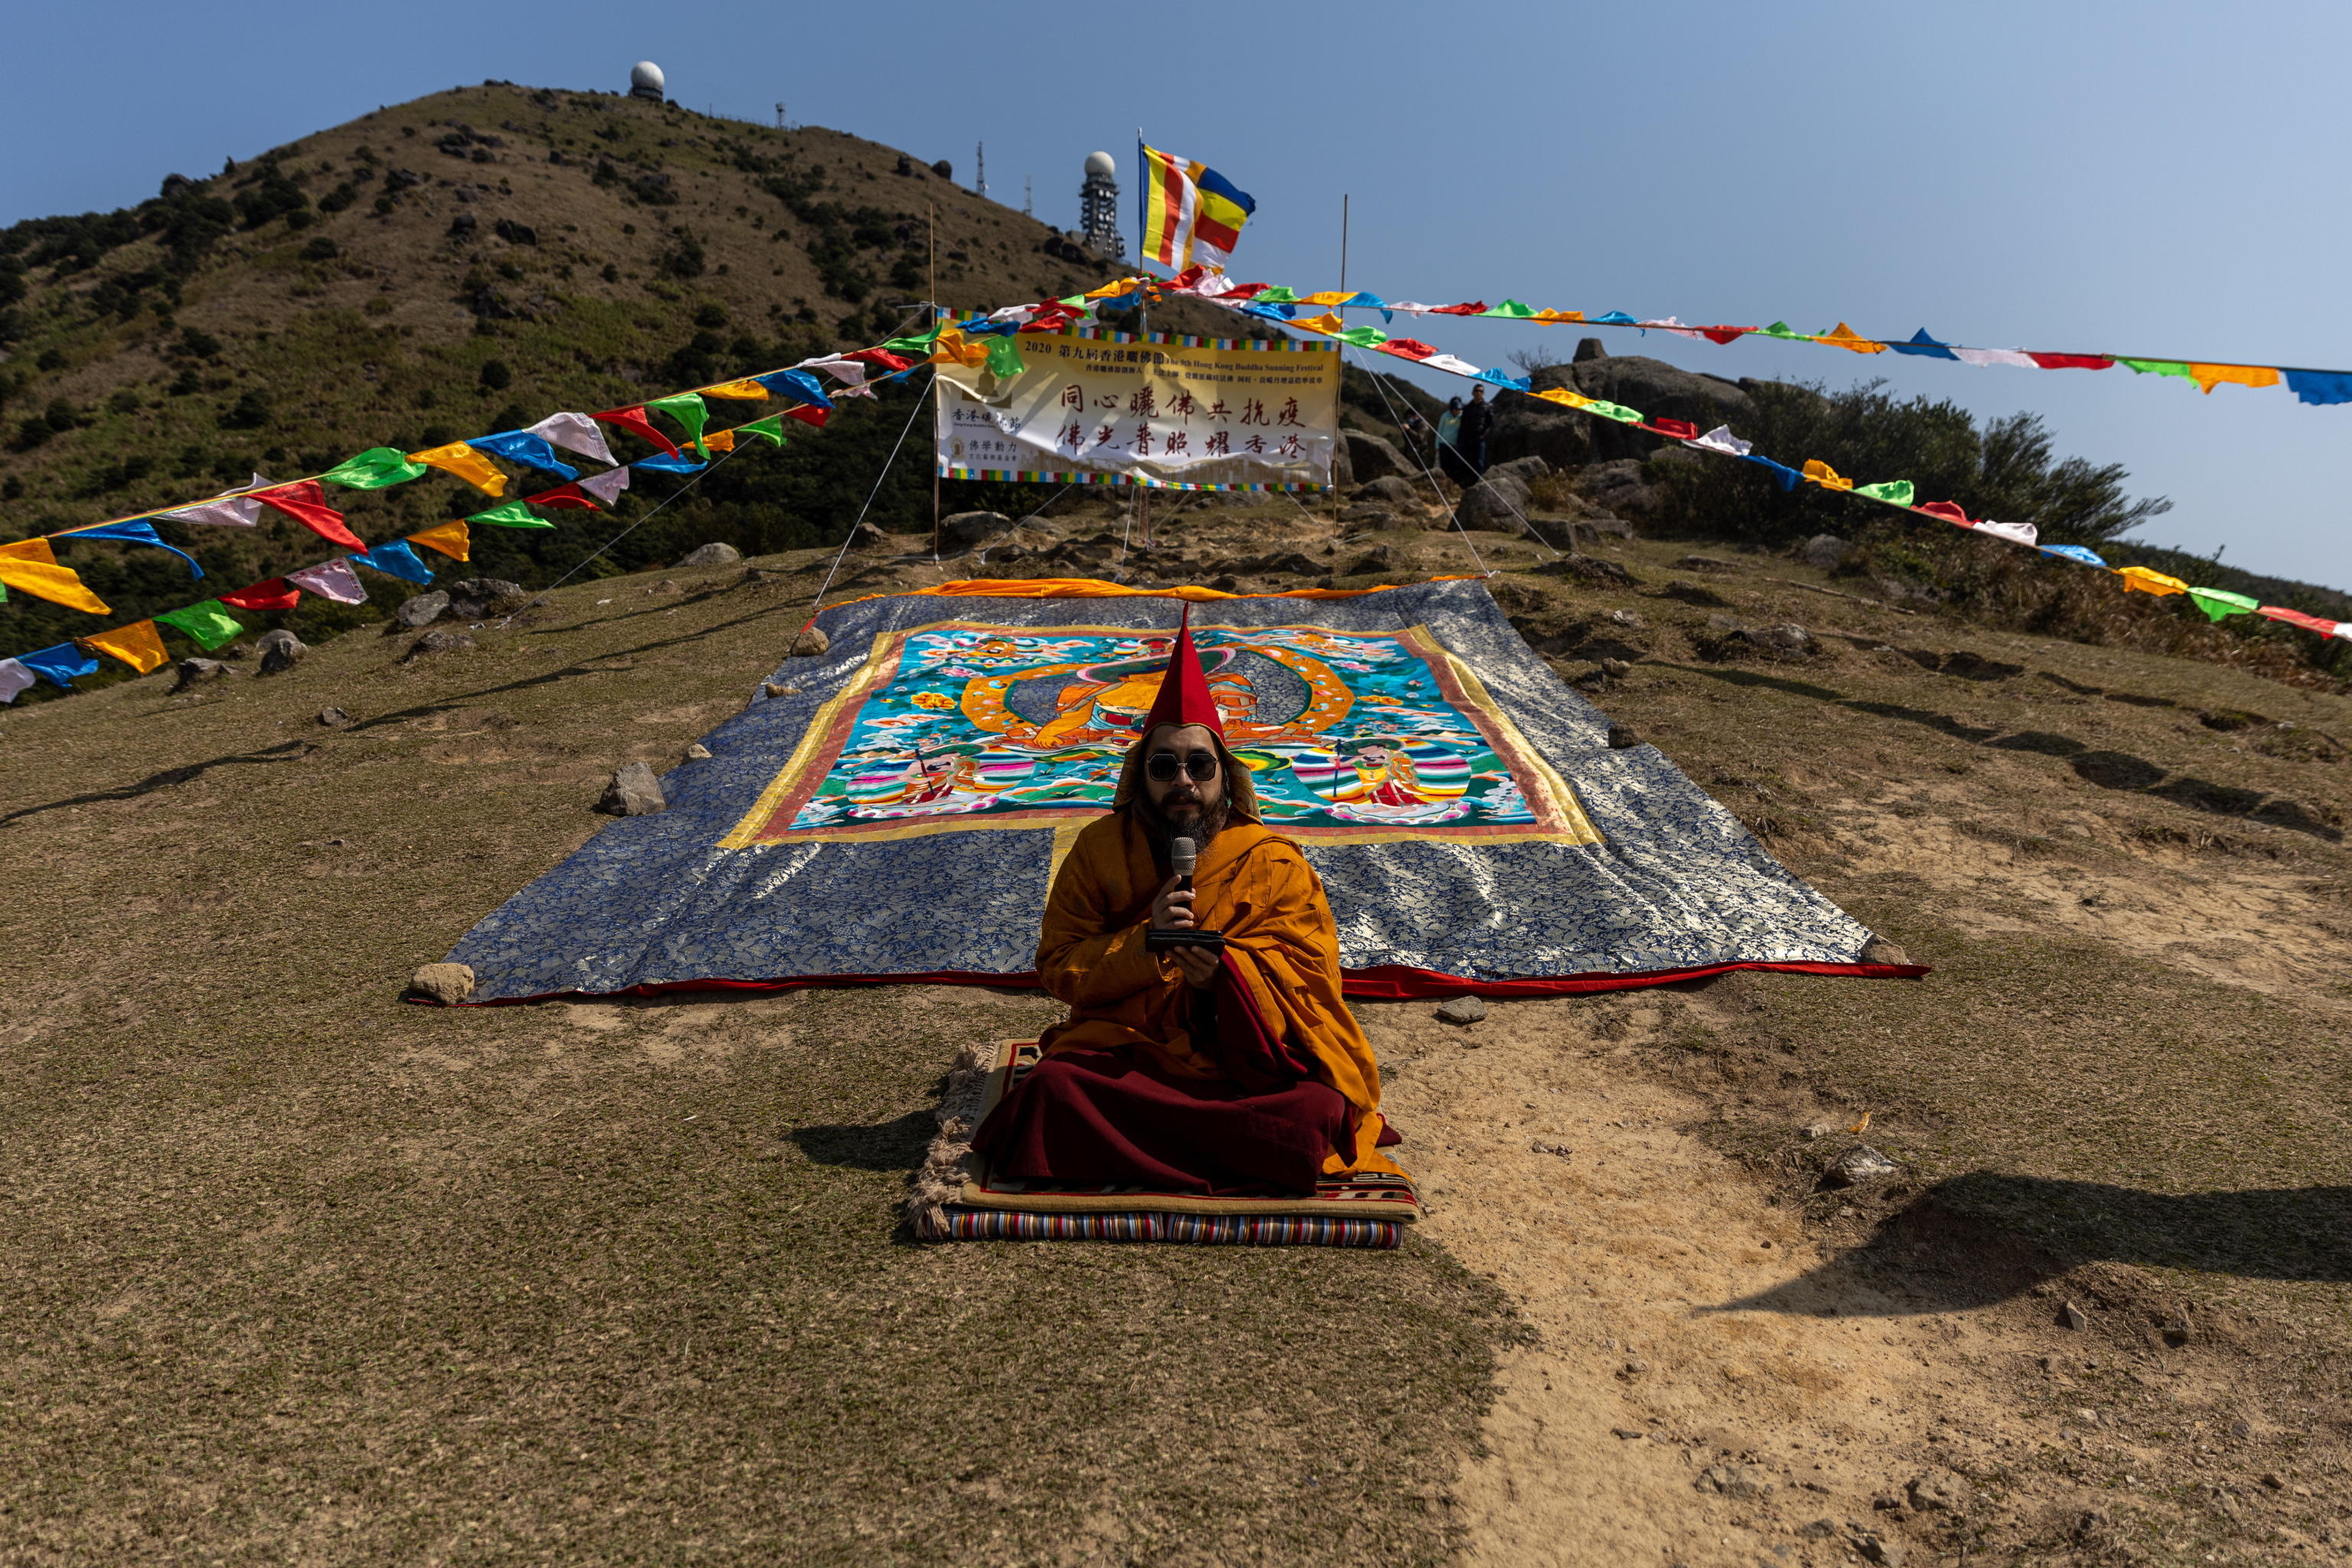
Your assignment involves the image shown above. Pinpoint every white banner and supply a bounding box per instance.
[936,326,1338,491]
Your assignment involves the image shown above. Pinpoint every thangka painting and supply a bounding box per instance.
[442,579,1893,1003]
[721,621,1598,847]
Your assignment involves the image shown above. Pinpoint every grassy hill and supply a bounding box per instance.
[0,82,1256,669]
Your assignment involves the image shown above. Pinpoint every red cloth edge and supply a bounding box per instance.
[423,959,1927,1008]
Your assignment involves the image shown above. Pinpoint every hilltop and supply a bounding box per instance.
[0,81,1250,663]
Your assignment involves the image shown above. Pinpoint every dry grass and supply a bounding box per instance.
[5,506,2352,1562]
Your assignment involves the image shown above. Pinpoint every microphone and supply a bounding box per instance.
[1147,836,1223,954]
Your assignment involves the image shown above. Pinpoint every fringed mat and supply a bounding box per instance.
[910,1040,1419,1248]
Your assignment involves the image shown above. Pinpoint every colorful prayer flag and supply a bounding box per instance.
[2186,586,2259,622]
[155,600,246,650]
[253,480,364,550]
[590,405,681,457]
[407,521,472,561]
[18,643,100,688]
[466,501,553,529]
[1139,142,1257,273]
[407,442,510,495]
[645,392,710,452]
[57,520,203,576]
[80,620,169,675]
[469,431,580,481]
[219,579,302,612]
[288,559,368,605]
[734,415,787,448]
[525,412,619,466]
[2116,566,2188,596]
[0,538,111,615]
[351,540,436,584]
[0,658,32,704]
[324,447,431,489]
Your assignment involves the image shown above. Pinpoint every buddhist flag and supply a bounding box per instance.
[1139,142,1256,273]
[156,600,246,650]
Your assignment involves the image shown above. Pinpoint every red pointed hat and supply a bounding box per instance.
[1138,603,1223,740]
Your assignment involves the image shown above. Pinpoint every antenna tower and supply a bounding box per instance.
[975,142,986,199]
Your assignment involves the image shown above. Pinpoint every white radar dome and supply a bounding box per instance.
[1084,150,1116,178]
[629,60,666,94]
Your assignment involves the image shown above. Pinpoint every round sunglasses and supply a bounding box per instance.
[1145,749,1221,782]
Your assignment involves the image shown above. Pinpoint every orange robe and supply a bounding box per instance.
[1034,810,1398,1177]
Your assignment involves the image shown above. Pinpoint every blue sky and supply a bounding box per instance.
[9,0,2348,583]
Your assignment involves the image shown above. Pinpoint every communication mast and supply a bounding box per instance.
[975,141,986,200]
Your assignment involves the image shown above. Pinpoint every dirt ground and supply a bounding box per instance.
[3,502,2348,1563]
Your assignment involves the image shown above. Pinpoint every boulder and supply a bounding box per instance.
[1359,475,1420,508]
[1572,337,1609,363]
[596,760,668,817]
[317,707,351,727]
[1457,472,1534,532]
[939,510,1014,551]
[1859,936,1911,965]
[169,657,234,693]
[1329,433,1354,488]
[1341,430,1411,482]
[255,629,307,676]
[684,742,713,760]
[1578,459,1658,518]
[1800,534,1854,571]
[1487,454,1550,486]
[1487,393,1596,474]
[789,625,831,658]
[675,541,742,567]
[395,589,451,628]
[1744,623,1815,658]
[403,629,475,661]
[407,962,476,1005]
[1606,722,1640,750]
[445,577,525,620]
[1337,503,1396,526]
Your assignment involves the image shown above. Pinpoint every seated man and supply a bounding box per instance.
[972,609,1401,1195]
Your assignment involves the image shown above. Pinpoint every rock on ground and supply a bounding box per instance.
[1487,454,1550,486]
[1801,534,1854,571]
[1459,472,1534,531]
[403,629,475,662]
[445,578,526,620]
[789,626,831,657]
[596,761,668,817]
[939,511,1013,552]
[317,707,351,727]
[1436,995,1488,1026]
[170,658,234,694]
[256,629,307,676]
[1358,475,1421,508]
[675,542,741,567]
[395,590,450,628]
[1341,430,1411,482]
[1828,1145,1900,1186]
[407,963,475,1005]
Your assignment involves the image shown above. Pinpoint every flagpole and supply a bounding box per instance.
[1340,193,1350,294]
[929,202,941,557]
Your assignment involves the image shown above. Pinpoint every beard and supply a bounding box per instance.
[1142,785,1231,853]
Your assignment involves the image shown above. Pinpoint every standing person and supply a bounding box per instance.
[1458,384,1496,477]
[1436,397,1468,485]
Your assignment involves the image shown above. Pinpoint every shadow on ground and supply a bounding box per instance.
[1710,1173,2352,1318]
[1667,663,2344,841]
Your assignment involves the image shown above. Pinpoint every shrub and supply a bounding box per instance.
[221,390,269,429]
[479,358,511,390]
[302,237,339,261]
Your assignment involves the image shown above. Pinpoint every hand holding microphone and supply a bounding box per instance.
[1148,836,1223,985]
